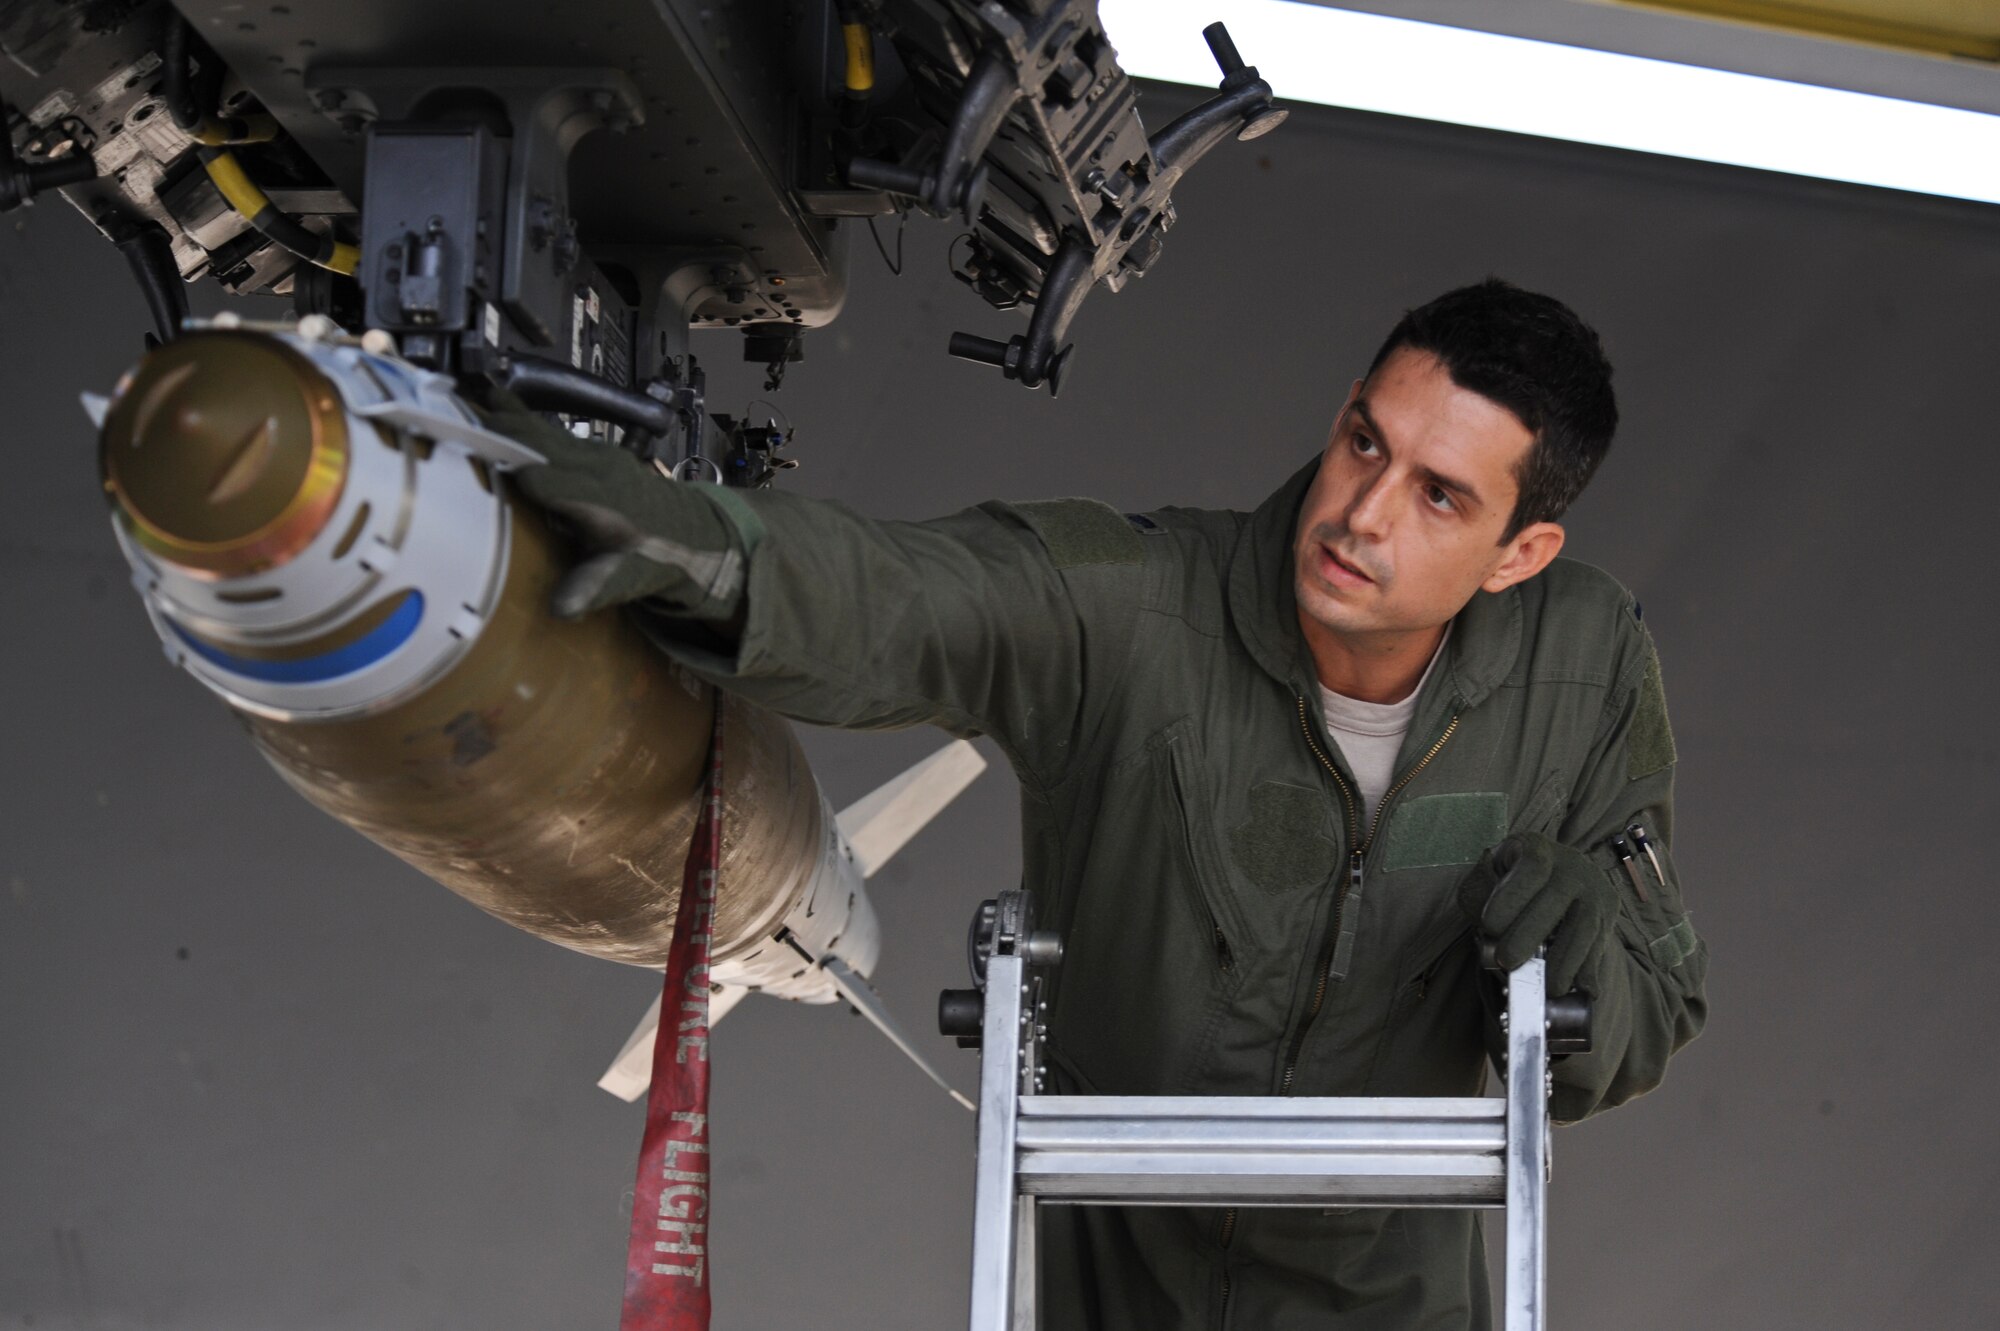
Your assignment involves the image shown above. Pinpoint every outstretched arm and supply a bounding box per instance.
[503,402,1139,787]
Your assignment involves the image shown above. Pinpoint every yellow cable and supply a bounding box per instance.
[842,22,875,94]
[201,151,268,221]
[192,113,281,146]
[201,151,359,276]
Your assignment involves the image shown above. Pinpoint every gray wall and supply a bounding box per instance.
[6,84,1999,1329]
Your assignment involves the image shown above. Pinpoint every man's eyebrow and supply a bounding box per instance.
[1352,398,1485,510]
[1352,399,1389,448]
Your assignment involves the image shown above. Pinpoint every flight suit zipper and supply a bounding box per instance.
[1216,697,1461,1312]
[1278,695,1460,1094]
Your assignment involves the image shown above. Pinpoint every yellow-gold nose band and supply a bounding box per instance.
[100,331,349,579]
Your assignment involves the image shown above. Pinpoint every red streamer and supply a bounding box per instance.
[620,705,724,1331]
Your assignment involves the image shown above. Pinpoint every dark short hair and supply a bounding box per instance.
[1367,279,1617,541]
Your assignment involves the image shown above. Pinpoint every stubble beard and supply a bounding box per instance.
[1301,518,1394,614]
[1296,552,1383,641]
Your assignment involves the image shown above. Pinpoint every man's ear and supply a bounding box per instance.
[1483,521,1565,593]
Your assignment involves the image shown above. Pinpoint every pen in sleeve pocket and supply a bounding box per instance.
[1627,823,1666,888]
[1609,835,1650,903]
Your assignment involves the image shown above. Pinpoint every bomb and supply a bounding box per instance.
[94,323,904,1059]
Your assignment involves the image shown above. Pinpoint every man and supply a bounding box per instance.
[507,279,1708,1329]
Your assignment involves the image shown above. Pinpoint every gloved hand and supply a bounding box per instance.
[492,402,745,621]
[1455,831,1619,995]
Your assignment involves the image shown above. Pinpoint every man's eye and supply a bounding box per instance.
[1425,485,1455,512]
[1353,433,1378,455]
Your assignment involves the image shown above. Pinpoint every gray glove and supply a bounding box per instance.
[492,403,745,621]
[1455,831,1619,995]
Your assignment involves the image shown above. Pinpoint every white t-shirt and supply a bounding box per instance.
[1318,625,1453,831]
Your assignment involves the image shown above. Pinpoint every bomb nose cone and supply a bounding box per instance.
[100,331,350,578]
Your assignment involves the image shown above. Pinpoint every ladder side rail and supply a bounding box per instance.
[1503,956,1550,1331]
[968,951,1029,1331]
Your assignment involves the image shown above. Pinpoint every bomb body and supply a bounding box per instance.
[99,328,877,1000]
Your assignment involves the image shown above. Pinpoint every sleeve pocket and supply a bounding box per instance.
[1599,825,1698,972]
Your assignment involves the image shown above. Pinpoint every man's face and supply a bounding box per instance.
[1294,346,1561,643]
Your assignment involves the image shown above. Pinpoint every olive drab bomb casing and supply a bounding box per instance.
[96,323,880,1005]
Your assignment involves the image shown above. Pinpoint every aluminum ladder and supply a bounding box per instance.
[944,891,1587,1331]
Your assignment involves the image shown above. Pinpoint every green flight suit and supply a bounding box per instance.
[628,455,1708,1330]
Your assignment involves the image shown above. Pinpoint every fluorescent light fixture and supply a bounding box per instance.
[1101,0,2000,205]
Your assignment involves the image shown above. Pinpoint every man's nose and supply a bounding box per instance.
[1346,472,1394,540]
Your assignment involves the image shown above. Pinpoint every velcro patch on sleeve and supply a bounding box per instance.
[1013,498,1145,569]
[701,483,767,554]
[1382,792,1510,871]
[1648,917,1698,969]
[1628,648,1678,781]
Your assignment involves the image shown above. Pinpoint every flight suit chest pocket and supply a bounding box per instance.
[1158,729,1245,963]
[1226,780,1340,896]
[1375,782,1548,986]
[1380,792,1510,872]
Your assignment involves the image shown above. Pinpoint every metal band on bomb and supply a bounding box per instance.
[103,327,527,721]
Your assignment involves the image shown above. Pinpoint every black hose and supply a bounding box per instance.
[112,221,188,343]
[165,18,275,145]
[0,77,96,212]
[163,17,200,133]
[0,150,93,212]
[502,356,678,439]
[250,200,326,261]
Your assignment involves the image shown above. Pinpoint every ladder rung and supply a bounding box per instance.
[1013,1095,1507,1206]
